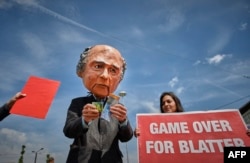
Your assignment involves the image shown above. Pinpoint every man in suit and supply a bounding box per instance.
[63,45,133,163]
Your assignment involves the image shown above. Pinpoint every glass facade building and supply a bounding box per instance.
[239,101,250,128]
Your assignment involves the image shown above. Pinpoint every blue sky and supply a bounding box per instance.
[0,0,249,162]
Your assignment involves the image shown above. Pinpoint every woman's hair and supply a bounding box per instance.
[160,92,184,113]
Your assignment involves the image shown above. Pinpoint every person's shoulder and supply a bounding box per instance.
[70,96,94,107]
[71,95,93,102]
[72,96,87,101]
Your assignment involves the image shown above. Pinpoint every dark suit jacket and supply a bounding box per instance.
[63,94,133,163]
[0,104,10,121]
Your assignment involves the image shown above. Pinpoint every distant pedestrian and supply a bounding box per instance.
[48,157,54,163]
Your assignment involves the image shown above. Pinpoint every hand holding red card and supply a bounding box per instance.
[10,75,60,119]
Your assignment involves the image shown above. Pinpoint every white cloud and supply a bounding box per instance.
[193,60,201,66]
[207,28,231,55]
[131,26,144,38]
[29,2,109,39]
[14,0,37,5]
[239,22,247,31]
[0,0,37,9]
[0,128,27,144]
[176,87,184,94]
[141,101,158,113]
[22,32,49,60]
[0,127,66,162]
[0,0,13,8]
[57,29,91,44]
[168,76,178,88]
[204,79,242,98]
[1,0,108,41]
[206,54,226,65]
[158,9,185,33]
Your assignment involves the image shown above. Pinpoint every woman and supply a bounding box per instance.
[159,91,184,113]
[134,91,183,137]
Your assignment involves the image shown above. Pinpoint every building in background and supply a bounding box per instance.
[239,101,250,129]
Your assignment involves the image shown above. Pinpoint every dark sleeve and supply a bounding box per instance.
[118,119,133,142]
[0,104,10,121]
[63,98,88,138]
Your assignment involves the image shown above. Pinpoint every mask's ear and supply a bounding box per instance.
[119,77,123,83]
[77,71,82,78]
[76,46,93,78]
[77,71,82,77]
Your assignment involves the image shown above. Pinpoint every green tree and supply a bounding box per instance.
[18,145,26,163]
[46,154,50,163]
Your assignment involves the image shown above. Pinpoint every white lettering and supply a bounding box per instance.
[149,122,189,134]
[235,151,241,158]
[193,121,203,133]
[228,151,235,158]
[146,141,174,154]
[223,139,235,147]
[233,138,245,147]
[241,151,246,158]
[146,141,154,153]
[154,141,164,153]
[219,120,232,131]
[178,138,245,153]
[179,140,189,153]
[192,120,233,133]
[206,139,223,152]
[150,123,158,134]
[228,151,247,158]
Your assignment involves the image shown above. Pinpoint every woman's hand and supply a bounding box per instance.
[134,128,140,137]
[7,92,26,108]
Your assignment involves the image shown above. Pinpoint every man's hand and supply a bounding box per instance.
[110,104,127,123]
[82,104,99,123]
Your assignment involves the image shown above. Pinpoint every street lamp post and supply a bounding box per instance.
[32,148,43,163]
[118,91,126,104]
[119,91,129,163]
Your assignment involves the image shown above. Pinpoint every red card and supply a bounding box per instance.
[10,75,60,119]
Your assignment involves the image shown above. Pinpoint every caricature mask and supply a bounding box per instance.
[77,45,125,98]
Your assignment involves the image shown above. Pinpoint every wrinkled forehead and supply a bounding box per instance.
[87,45,123,68]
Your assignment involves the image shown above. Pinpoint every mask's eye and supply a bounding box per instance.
[93,63,103,70]
[109,68,118,75]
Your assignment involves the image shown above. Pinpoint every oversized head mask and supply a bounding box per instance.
[77,45,125,98]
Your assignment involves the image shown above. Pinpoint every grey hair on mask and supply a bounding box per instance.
[76,45,127,81]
